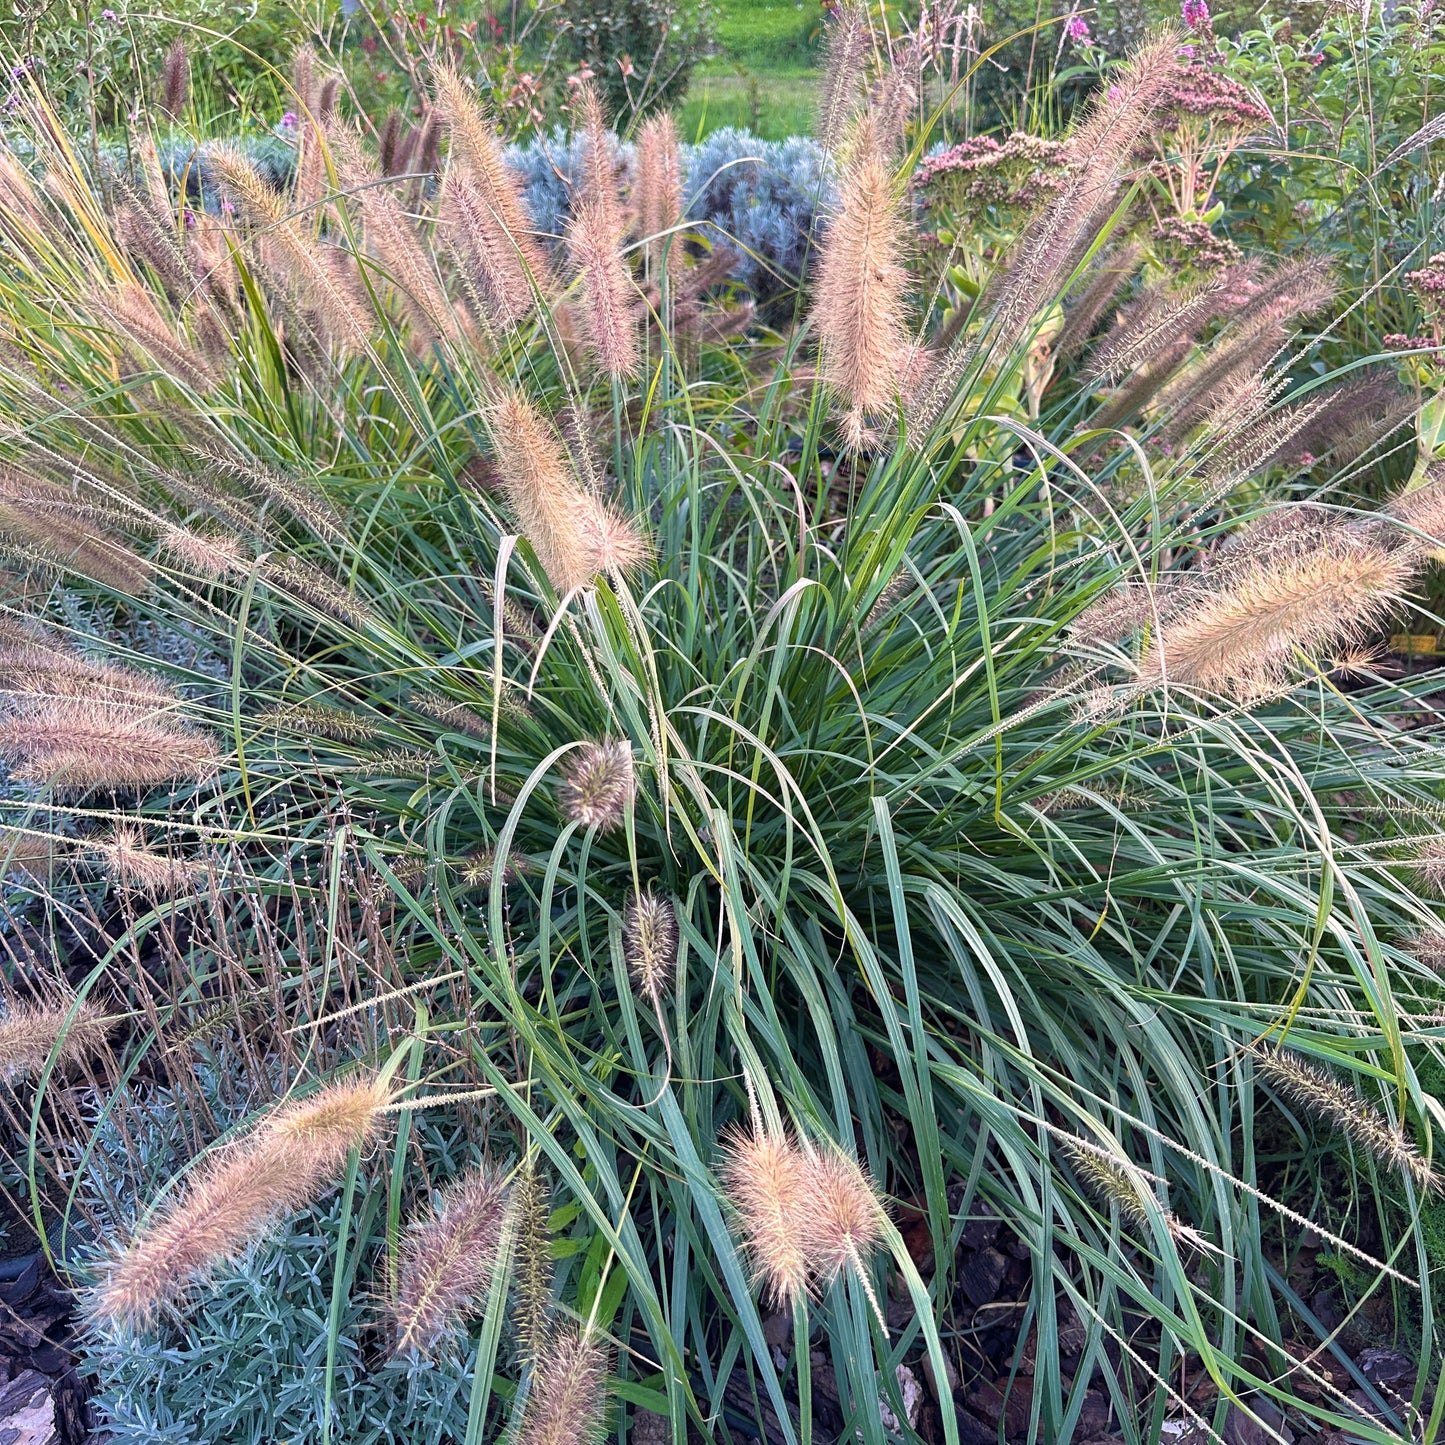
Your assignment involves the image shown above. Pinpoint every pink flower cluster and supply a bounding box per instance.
[915,132,1072,211]
[1163,64,1269,129]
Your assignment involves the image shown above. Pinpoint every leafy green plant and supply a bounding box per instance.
[0,20,1438,1445]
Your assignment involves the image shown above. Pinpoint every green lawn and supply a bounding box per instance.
[678,0,822,139]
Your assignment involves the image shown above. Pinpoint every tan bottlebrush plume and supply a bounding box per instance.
[1089,336,1199,434]
[1254,1047,1436,1194]
[158,38,190,119]
[1086,276,1225,384]
[0,825,63,880]
[392,1163,512,1355]
[487,388,592,591]
[1138,523,1414,698]
[624,891,677,1002]
[256,701,378,741]
[872,38,922,161]
[189,446,345,543]
[159,524,246,579]
[0,640,178,710]
[633,112,683,278]
[1197,396,1331,503]
[114,196,198,306]
[265,557,378,630]
[718,1127,810,1307]
[0,474,152,594]
[1052,242,1144,364]
[577,495,648,581]
[558,738,634,832]
[486,389,643,593]
[434,66,549,324]
[1293,371,1417,466]
[1069,581,1164,647]
[0,697,219,790]
[1407,927,1445,973]
[1387,466,1445,554]
[93,824,199,897]
[796,1148,889,1329]
[512,1159,553,1366]
[1411,837,1445,896]
[92,281,217,393]
[567,86,638,379]
[94,1076,389,1327]
[815,1,870,156]
[208,144,372,357]
[811,112,910,449]
[0,997,112,1085]
[329,125,465,349]
[517,1327,608,1445]
[1156,322,1288,445]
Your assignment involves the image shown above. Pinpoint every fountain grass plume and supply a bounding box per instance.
[567,84,638,380]
[558,738,634,833]
[624,890,678,1003]
[1254,1047,1436,1194]
[719,1126,811,1308]
[0,997,112,1085]
[517,1327,608,1445]
[93,1076,390,1328]
[93,824,200,897]
[816,1,870,157]
[0,696,219,790]
[392,1162,512,1355]
[811,111,910,449]
[1138,518,1414,698]
[634,112,683,280]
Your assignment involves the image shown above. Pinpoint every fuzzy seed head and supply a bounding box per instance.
[487,389,602,594]
[624,891,677,1002]
[797,1147,886,1287]
[812,113,910,448]
[1058,1136,1153,1230]
[1139,525,1416,698]
[0,826,63,881]
[0,698,220,791]
[458,847,527,891]
[633,112,683,276]
[558,739,634,832]
[392,1163,512,1356]
[94,825,199,897]
[518,1328,608,1445]
[0,998,112,1085]
[93,1076,388,1328]
[1254,1048,1437,1195]
[160,525,246,579]
[719,1127,810,1307]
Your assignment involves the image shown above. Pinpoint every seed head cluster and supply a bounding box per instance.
[623,891,677,1002]
[558,739,634,833]
[719,1127,885,1309]
[0,998,113,1085]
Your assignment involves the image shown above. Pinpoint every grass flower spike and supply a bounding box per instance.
[0,998,112,1085]
[94,1076,389,1327]
[719,1127,810,1307]
[558,739,634,832]
[392,1163,512,1355]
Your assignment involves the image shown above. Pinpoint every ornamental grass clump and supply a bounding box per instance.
[0,30,1440,1445]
